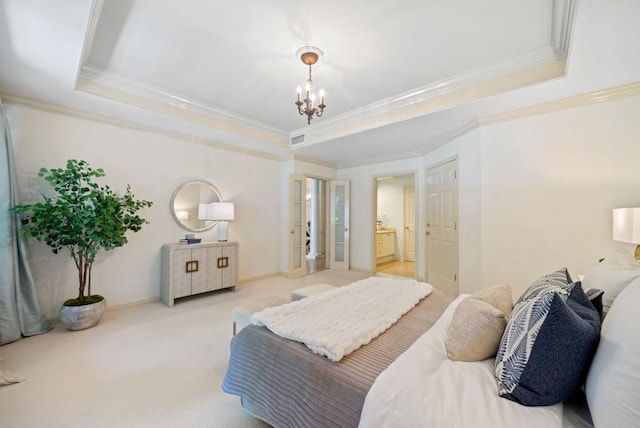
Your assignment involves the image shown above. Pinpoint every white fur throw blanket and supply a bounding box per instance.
[251,277,433,361]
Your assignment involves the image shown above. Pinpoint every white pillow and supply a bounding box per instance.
[585,277,640,427]
[581,257,640,312]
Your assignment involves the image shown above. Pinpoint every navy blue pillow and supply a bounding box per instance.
[585,288,604,318]
[495,282,601,406]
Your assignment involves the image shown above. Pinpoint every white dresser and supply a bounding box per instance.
[161,241,239,307]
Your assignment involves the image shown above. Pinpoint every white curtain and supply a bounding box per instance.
[0,99,51,346]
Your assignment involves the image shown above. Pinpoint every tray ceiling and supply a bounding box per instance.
[9,1,640,166]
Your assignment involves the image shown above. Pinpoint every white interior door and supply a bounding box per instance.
[426,159,459,295]
[288,174,306,278]
[329,180,350,270]
[404,185,415,262]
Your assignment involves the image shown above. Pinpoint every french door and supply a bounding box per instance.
[329,180,350,270]
[288,176,350,276]
[288,174,306,278]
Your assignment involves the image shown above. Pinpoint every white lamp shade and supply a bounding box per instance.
[613,208,640,244]
[197,203,212,220]
[208,202,235,221]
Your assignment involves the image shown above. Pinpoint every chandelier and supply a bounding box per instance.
[295,47,326,125]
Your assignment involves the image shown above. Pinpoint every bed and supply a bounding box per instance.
[222,268,640,428]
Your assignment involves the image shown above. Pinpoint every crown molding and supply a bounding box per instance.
[552,0,579,57]
[74,1,577,151]
[336,150,423,170]
[77,64,290,147]
[420,122,482,157]
[294,0,578,141]
[291,47,563,140]
[0,92,283,162]
[4,80,639,171]
[334,123,481,170]
[74,0,103,90]
[295,59,566,149]
[479,81,640,126]
[285,154,337,169]
[337,79,640,169]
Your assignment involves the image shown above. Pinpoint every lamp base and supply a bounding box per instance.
[635,245,640,261]
[217,221,229,242]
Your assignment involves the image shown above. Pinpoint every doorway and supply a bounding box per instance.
[374,173,416,278]
[305,177,328,274]
[289,175,350,278]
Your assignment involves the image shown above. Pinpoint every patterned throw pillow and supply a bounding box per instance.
[514,267,572,305]
[495,282,601,406]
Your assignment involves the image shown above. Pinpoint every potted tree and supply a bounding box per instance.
[10,159,153,330]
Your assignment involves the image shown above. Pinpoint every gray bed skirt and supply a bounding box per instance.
[222,289,455,428]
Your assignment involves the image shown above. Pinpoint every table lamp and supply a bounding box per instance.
[201,202,235,242]
[613,207,640,261]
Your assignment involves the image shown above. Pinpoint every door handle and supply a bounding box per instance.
[345,227,348,232]
[290,229,294,234]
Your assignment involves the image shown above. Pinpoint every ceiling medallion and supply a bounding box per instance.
[295,46,326,125]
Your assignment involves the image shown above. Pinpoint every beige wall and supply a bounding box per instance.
[340,94,640,298]
[479,94,640,297]
[9,105,283,319]
[9,93,640,317]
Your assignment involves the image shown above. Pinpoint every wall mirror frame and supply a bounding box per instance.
[170,180,223,232]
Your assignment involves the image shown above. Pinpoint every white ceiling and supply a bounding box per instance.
[1,0,639,166]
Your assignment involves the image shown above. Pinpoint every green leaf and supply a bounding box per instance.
[10,159,153,299]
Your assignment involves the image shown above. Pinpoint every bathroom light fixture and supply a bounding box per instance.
[295,46,326,125]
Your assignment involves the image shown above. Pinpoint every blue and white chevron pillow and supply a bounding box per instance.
[495,272,600,406]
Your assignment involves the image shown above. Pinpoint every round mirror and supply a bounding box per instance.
[170,180,223,232]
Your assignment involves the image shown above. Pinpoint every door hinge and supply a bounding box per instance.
[454,222,457,230]
[454,273,457,282]
[454,170,457,179]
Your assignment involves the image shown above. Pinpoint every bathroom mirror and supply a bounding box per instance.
[170,180,223,232]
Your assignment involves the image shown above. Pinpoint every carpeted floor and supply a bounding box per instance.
[0,270,371,428]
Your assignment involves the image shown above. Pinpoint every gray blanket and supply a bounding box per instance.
[222,289,454,428]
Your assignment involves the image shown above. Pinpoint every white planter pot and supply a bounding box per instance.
[59,298,107,331]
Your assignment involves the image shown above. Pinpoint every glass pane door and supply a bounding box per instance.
[330,180,350,270]
[289,174,306,278]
